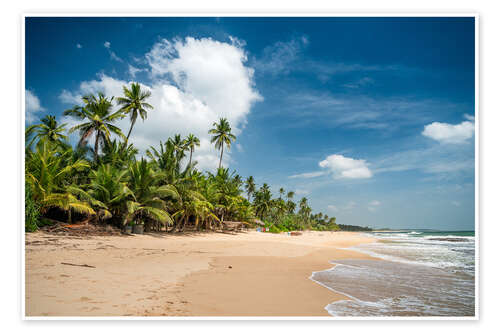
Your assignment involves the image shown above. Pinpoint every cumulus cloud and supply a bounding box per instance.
[422,115,475,144]
[104,41,111,48]
[25,90,45,123]
[60,37,262,171]
[319,154,373,179]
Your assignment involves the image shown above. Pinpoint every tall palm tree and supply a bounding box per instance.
[26,115,68,149]
[208,118,236,169]
[279,187,285,199]
[169,134,187,161]
[244,176,256,201]
[184,134,200,166]
[64,93,126,161]
[116,83,153,141]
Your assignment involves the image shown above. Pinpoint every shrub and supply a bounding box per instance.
[25,185,40,232]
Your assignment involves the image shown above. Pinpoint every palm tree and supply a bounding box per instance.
[279,187,285,199]
[126,159,179,230]
[208,118,236,169]
[244,176,256,201]
[169,134,187,161]
[64,93,126,161]
[287,191,295,201]
[25,141,95,223]
[184,134,200,166]
[26,115,67,149]
[116,83,153,141]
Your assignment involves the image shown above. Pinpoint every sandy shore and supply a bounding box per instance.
[25,230,376,317]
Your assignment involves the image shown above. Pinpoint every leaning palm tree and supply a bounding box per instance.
[25,115,68,149]
[244,176,256,201]
[116,83,153,141]
[208,118,236,169]
[64,93,126,161]
[184,134,200,166]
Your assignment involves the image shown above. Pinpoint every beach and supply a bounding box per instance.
[25,230,375,317]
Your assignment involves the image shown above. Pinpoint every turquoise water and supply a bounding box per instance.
[311,230,476,317]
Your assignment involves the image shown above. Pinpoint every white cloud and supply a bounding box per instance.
[327,205,338,212]
[60,37,261,171]
[319,154,373,179]
[422,116,475,144]
[368,200,381,212]
[128,64,147,78]
[295,189,310,195]
[254,35,309,75]
[25,90,45,123]
[76,43,82,49]
[289,171,327,179]
[104,41,111,48]
[109,51,123,62]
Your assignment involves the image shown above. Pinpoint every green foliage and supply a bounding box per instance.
[25,185,40,232]
[24,89,342,234]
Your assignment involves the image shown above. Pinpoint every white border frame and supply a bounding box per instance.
[21,12,479,321]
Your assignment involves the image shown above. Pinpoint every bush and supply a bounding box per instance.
[25,185,40,232]
[269,225,281,233]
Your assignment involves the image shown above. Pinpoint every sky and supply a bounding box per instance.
[25,17,476,230]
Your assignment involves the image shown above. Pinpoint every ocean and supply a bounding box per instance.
[311,230,476,317]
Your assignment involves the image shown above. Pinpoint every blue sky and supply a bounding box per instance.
[25,17,475,230]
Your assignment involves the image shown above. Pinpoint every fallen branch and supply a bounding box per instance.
[61,262,96,268]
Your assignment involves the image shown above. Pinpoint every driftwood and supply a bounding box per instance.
[41,221,122,236]
[61,262,96,268]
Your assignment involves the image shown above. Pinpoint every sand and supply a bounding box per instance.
[25,230,376,317]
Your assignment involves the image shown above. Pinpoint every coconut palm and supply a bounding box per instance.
[244,176,256,201]
[208,118,236,169]
[279,187,285,199]
[126,159,179,230]
[184,134,200,166]
[26,115,68,149]
[169,134,188,161]
[85,164,135,224]
[25,141,95,223]
[63,93,126,162]
[116,83,153,141]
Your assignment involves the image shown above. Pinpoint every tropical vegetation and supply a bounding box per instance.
[25,83,339,233]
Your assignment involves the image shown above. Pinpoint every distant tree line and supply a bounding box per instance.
[337,224,373,232]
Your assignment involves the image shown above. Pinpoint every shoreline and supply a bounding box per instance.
[25,230,376,317]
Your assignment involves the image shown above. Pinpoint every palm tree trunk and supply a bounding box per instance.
[189,147,193,166]
[218,143,224,169]
[126,117,136,142]
[94,131,100,162]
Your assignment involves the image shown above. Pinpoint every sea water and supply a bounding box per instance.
[311,231,476,317]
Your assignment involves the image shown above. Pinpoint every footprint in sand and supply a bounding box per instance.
[79,296,92,302]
